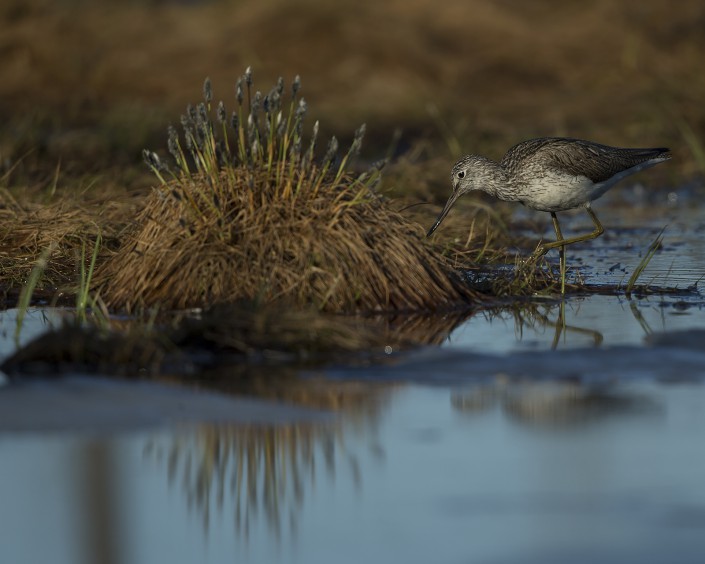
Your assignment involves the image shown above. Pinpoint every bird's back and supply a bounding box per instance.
[501,137,670,184]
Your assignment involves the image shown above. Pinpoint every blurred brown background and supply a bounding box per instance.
[1,0,703,187]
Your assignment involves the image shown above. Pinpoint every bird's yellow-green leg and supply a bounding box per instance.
[536,206,605,254]
[532,206,605,292]
[549,212,567,294]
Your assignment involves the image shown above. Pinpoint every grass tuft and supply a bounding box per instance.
[96,70,477,312]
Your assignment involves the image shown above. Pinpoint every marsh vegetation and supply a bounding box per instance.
[1,0,703,367]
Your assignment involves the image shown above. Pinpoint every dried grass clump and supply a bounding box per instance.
[97,70,475,312]
[0,190,117,292]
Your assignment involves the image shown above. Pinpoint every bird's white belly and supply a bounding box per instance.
[520,172,600,212]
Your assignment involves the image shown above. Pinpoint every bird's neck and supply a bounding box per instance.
[479,159,513,200]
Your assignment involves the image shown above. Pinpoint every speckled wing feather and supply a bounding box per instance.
[501,138,670,184]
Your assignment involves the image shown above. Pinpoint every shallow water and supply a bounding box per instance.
[1,186,705,563]
[448,293,705,352]
[2,380,705,564]
[451,185,705,353]
[516,184,705,291]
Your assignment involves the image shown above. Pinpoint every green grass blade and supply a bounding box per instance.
[15,244,55,342]
[76,231,102,321]
[625,226,666,296]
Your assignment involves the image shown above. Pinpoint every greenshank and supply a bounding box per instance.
[427,137,671,292]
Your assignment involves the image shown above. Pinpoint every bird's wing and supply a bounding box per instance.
[503,138,669,184]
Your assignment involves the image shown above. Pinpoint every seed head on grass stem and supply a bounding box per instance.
[203,77,213,107]
[216,101,227,124]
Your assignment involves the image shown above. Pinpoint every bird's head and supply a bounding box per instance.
[427,155,495,237]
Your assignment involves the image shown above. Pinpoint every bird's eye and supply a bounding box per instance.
[457,171,465,179]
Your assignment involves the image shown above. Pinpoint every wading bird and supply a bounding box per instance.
[427,137,671,293]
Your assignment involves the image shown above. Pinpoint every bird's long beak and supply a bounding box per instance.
[426,190,460,237]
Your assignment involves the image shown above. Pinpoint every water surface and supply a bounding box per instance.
[1,184,705,563]
[2,381,705,564]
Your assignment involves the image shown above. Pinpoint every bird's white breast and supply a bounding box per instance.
[519,171,599,212]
